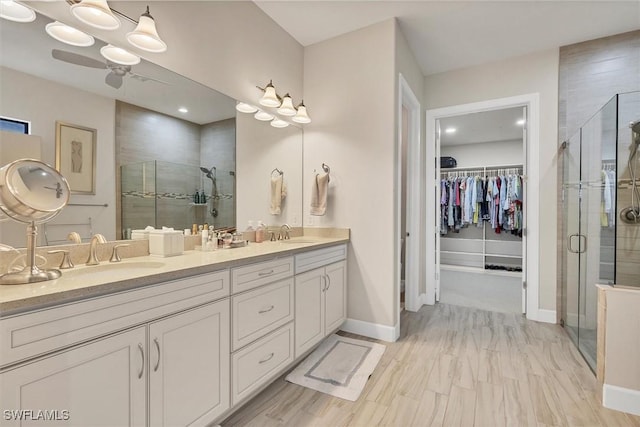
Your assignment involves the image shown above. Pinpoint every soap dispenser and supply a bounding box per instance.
[244,220,256,242]
[255,221,265,243]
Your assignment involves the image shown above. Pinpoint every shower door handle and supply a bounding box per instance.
[568,234,587,254]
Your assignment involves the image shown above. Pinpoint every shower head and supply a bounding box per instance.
[200,166,217,179]
[199,167,210,174]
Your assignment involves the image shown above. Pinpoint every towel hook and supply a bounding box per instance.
[271,167,283,176]
[322,163,330,173]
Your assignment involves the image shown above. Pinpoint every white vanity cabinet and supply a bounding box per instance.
[0,326,148,427]
[294,245,347,358]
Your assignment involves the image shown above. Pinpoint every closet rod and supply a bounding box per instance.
[442,163,523,172]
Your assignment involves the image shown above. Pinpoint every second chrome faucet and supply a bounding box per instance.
[86,234,106,265]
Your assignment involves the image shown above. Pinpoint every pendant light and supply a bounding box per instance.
[254,110,274,121]
[45,21,95,47]
[258,80,280,108]
[292,101,311,124]
[126,6,167,53]
[100,44,140,65]
[271,118,290,128]
[277,94,296,116]
[71,0,120,30]
[236,102,258,114]
[0,0,35,23]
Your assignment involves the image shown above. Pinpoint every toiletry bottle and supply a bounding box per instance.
[255,221,265,243]
[207,231,217,251]
[200,189,206,204]
[194,189,200,204]
[245,220,256,242]
[201,229,209,251]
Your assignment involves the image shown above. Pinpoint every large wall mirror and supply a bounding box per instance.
[0,9,303,248]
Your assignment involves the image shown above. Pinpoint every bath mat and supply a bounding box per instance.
[285,334,385,401]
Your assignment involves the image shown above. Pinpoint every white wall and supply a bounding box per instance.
[236,113,303,230]
[0,67,116,245]
[303,19,397,331]
[441,139,523,168]
[424,48,560,311]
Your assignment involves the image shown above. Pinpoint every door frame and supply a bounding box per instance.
[425,93,543,321]
[397,74,422,321]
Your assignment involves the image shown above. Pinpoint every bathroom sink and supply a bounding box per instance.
[62,261,166,281]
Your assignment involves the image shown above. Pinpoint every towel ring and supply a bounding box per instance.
[322,163,330,173]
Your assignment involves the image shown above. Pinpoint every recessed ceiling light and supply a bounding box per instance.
[445,127,456,134]
[0,0,35,22]
[45,21,95,47]
[516,119,526,126]
[178,107,188,113]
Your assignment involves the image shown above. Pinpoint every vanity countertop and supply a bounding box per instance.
[0,236,349,316]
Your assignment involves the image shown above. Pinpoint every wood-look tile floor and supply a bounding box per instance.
[221,303,640,427]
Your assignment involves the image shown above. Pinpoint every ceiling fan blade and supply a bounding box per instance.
[105,72,123,89]
[129,72,169,85]
[52,49,106,69]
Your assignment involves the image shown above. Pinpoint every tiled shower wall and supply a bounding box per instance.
[116,102,236,236]
[558,30,640,300]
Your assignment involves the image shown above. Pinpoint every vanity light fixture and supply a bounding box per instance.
[258,80,280,108]
[45,21,95,47]
[0,0,35,23]
[126,5,167,53]
[254,110,274,121]
[277,94,296,116]
[70,0,120,30]
[292,101,311,124]
[445,127,457,134]
[236,102,258,114]
[270,118,289,128]
[100,44,140,65]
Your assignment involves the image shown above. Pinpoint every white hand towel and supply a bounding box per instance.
[310,172,330,216]
[270,174,284,215]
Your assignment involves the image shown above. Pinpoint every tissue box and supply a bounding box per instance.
[131,230,150,240]
[149,230,184,257]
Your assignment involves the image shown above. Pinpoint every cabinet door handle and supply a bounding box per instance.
[153,338,161,372]
[137,343,144,379]
[259,305,275,314]
[258,269,274,277]
[325,274,331,291]
[259,352,275,364]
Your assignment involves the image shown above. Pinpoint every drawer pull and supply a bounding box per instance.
[259,352,275,364]
[137,343,145,379]
[258,269,275,277]
[259,305,275,314]
[153,338,161,372]
[325,274,331,291]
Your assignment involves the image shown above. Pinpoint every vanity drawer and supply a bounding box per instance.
[231,322,294,405]
[0,270,230,368]
[232,278,294,351]
[231,257,293,294]
[295,244,347,274]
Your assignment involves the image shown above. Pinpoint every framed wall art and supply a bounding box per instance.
[55,121,96,194]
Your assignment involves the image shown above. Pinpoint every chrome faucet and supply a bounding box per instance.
[86,234,107,265]
[279,224,291,240]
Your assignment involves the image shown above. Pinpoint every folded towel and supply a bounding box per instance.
[270,174,285,215]
[310,172,330,216]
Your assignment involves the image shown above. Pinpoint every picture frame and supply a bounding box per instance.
[55,121,97,194]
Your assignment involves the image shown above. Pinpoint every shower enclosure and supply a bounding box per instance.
[121,160,235,235]
[561,91,640,371]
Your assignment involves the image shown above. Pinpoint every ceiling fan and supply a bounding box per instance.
[51,49,168,89]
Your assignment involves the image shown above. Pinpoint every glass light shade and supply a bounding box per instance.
[259,82,280,108]
[292,104,311,124]
[270,118,289,128]
[236,102,258,114]
[0,1,35,23]
[70,0,120,30]
[45,22,95,47]
[100,44,140,65]
[277,94,296,116]
[126,12,167,53]
[254,110,274,121]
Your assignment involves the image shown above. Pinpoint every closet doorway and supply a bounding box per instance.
[438,107,525,314]
[426,94,541,320]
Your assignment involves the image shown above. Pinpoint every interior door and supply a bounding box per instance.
[434,118,442,302]
[521,106,528,314]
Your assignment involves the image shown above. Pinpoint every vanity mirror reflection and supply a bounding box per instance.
[0,8,303,249]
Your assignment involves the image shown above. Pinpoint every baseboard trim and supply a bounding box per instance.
[603,384,640,416]
[537,309,557,324]
[341,318,399,342]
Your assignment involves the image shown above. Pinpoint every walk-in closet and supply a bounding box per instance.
[437,107,526,314]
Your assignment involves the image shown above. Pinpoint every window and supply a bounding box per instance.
[0,116,30,134]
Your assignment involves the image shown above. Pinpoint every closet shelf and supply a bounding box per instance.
[485,254,523,259]
[440,250,483,257]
